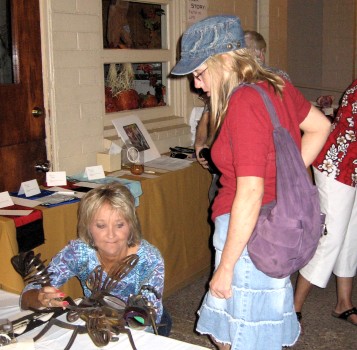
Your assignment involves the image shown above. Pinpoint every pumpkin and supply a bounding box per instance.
[105,87,118,113]
[115,89,140,111]
[141,92,158,108]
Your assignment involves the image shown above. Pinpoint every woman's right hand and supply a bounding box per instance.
[21,287,68,310]
[209,264,233,299]
[37,286,67,308]
[195,145,210,169]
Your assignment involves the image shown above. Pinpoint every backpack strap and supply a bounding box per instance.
[246,84,281,129]
[231,83,281,129]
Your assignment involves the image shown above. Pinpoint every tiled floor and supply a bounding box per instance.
[165,271,357,349]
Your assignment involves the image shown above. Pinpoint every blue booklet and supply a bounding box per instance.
[11,190,80,208]
[67,174,143,206]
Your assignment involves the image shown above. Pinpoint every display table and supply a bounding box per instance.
[0,290,210,350]
[0,202,80,297]
[0,163,213,299]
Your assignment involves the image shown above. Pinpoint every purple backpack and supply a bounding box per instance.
[242,84,326,278]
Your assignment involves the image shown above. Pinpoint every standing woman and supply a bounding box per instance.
[171,15,331,350]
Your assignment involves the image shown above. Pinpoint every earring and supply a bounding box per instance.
[89,235,97,250]
[127,232,134,246]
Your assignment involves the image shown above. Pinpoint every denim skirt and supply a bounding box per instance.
[196,214,300,350]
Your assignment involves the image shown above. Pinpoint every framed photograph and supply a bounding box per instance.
[112,115,160,162]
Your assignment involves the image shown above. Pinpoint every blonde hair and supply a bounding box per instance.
[206,48,285,143]
[77,183,141,248]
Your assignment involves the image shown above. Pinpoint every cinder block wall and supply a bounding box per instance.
[42,0,104,174]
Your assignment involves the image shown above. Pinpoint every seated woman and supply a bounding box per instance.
[20,183,170,335]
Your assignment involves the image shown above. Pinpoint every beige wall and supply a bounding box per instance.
[268,0,288,72]
[40,1,356,175]
[287,0,356,102]
[206,0,256,28]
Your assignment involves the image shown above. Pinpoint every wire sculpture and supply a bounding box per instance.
[11,251,161,350]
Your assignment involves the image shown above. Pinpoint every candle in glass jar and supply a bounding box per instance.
[130,164,144,175]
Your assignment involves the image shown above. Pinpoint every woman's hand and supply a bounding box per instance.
[195,145,210,169]
[209,176,264,300]
[21,287,69,310]
[38,286,67,308]
[209,264,233,299]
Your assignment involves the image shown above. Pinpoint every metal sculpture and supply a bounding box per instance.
[0,319,13,346]
[11,251,161,350]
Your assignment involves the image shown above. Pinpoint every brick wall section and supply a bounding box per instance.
[47,0,103,174]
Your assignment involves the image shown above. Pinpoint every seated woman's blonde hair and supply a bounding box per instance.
[77,183,141,248]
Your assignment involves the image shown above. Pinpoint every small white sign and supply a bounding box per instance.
[187,0,208,24]
[18,179,41,197]
[85,165,105,180]
[0,191,14,208]
[46,171,67,186]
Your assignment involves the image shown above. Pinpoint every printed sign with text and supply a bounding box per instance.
[187,0,208,24]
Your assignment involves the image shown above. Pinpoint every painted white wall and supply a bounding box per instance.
[41,0,104,174]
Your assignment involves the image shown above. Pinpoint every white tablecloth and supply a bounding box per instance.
[0,290,209,350]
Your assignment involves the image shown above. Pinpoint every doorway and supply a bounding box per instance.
[0,0,47,192]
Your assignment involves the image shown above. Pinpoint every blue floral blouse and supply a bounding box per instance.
[22,239,164,322]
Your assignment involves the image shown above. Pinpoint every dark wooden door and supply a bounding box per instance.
[0,0,47,192]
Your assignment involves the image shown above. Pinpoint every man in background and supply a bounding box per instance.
[244,30,291,81]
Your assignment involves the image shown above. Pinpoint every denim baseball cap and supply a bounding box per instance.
[171,15,246,75]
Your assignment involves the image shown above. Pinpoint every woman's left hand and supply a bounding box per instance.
[209,265,233,299]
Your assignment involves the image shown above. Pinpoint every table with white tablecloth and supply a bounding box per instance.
[0,290,210,350]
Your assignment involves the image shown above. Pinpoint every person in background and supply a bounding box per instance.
[244,30,291,81]
[194,94,211,159]
[243,30,266,64]
[20,183,171,335]
[294,79,357,326]
[171,15,330,349]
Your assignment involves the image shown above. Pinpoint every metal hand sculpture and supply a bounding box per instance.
[11,251,52,286]
[11,251,161,350]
